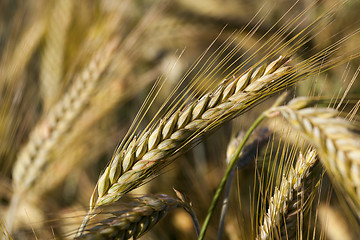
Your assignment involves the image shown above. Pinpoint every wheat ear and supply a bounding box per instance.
[268,99,360,213]
[257,150,318,240]
[76,194,182,240]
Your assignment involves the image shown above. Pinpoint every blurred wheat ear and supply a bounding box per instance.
[5,38,119,234]
[2,0,165,235]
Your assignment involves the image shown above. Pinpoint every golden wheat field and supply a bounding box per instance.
[1,0,360,239]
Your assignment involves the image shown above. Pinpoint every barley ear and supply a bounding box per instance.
[90,56,294,212]
[268,99,360,216]
[76,194,182,240]
[257,150,318,240]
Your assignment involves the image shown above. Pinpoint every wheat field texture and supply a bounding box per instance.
[1,0,360,239]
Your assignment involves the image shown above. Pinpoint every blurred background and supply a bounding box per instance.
[1,0,360,239]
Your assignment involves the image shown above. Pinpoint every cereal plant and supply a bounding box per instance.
[1,0,360,239]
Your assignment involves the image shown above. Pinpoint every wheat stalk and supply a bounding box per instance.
[267,99,360,215]
[76,194,182,240]
[257,149,318,240]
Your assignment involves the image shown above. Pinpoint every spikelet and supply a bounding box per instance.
[278,178,320,240]
[226,128,271,167]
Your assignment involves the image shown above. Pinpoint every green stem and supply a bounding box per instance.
[198,113,265,240]
[198,93,287,240]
